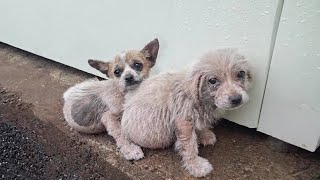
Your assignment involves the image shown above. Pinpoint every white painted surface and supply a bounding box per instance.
[258,0,320,151]
[0,1,279,128]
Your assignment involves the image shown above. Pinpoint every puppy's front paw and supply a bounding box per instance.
[184,157,213,177]
[199,130,217,146]
[120,143,144,160]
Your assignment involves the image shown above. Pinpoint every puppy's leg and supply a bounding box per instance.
[175,119,213,177]
[198,128,217,146]
[101,112,144,160]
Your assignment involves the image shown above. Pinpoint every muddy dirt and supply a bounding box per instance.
[0,87,130,180]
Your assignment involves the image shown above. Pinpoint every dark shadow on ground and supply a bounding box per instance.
[0,86,130,180]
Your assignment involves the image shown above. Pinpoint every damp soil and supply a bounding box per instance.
[0,87,130,180]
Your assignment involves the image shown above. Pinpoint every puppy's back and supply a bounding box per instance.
[122,72,186,148]
[64,79,110,101]
[125,72,185,106]
[63,79,122,133]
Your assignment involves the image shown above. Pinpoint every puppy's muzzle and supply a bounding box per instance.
[229,94,242,107]
[124,74,141,86]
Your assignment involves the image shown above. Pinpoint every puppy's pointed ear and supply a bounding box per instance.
[141,38,159,67]
[88,59,111,77]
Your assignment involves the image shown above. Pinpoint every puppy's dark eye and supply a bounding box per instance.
[209,78,219,85]
[114,69,123,77]
[132,61,143,71]
[237,71,246,79]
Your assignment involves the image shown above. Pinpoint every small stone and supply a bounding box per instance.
[149,166,156,172]
[244,167,253,172]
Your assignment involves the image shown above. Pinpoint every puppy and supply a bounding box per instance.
[121,48,253,177]
[63,38,159,160]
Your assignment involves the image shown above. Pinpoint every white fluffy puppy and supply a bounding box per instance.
[121,48,253,177]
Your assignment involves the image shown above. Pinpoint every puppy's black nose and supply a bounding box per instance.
[230,94,242,105]
[125,74,134,82]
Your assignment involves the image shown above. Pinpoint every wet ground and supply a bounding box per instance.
[0,87,130,180]
[0,42,319,180]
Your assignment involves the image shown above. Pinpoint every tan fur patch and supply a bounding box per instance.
[125,50,152,76]
[105,50,153,79]
[88,38,159,80]
[108,57,124,79]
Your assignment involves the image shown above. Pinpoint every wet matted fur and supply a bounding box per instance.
[121,48,253,177]
[63,38,159,160]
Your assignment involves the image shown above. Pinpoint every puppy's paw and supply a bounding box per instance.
[184,157,213,177]
[120,143,144,160]
[199,130,217,146]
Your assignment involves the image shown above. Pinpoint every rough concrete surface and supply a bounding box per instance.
[0,43,319,180]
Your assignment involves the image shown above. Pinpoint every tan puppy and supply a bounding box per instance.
[63,38,159,160]
[121,48,253,177]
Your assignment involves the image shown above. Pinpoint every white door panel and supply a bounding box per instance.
[258,0,320,152]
